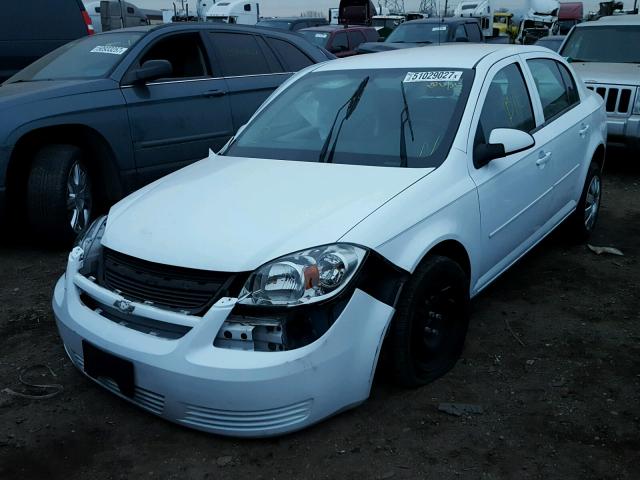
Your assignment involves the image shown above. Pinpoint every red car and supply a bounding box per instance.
[300,25,379,57]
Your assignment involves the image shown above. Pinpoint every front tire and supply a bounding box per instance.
[27,145,93,243]
[388,255,470,388]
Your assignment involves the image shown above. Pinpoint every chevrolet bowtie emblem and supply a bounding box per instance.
[113,299,135,314]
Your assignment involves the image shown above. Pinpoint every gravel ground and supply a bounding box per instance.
[1,153,639,480]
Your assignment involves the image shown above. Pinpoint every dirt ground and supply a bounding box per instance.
[1,152,639,480]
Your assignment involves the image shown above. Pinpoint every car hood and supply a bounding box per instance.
[571,62,640,86]
[0,79,117,109]
[102,153,432,272]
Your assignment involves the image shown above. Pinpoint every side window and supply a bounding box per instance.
[454,25,468,41]
[140,33,210,79]
[527,59,573,121]
[292,22,306,31]
[331,32,349,52]
[557,62,580,106]
[210,32,271,76]
[465,24,482,42]
[266,37,314,71]
[475,63,536,150]
[348,30,367,49]
[127,6,134,14]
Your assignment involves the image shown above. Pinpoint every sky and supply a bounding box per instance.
[131,0,638,16]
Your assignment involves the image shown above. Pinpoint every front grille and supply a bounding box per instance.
[586,84,635,115]
[100,248,241,315]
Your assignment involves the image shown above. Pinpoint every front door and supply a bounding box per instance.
[468,58,554,290]
[121,31,234,186]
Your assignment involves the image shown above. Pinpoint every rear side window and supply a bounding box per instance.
[475,63,536,149]
[454,25,468,41]
[331,31,349,51]
[557,62,580,106]
[348,31,367,49]
[265,37,313,71]
[465,24,482,42]
[527,59,576,121]
[210,32,271,76]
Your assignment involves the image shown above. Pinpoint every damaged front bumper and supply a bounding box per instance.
[53,248,395,437]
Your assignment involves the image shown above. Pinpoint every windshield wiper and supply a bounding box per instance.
[399,81,415,168]
[318,76,370,164]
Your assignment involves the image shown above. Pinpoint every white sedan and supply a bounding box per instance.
[53,44,606,437]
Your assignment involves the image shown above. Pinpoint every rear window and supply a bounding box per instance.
[5,32,143,82]
[301,31,330,48]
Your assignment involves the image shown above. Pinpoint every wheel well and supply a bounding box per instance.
[592,144,605,172]
[6,125,123,215]
[424,240,471,284]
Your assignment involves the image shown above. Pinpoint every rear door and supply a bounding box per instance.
[522,55,589,218]
[121,31,234,185]
[468,58,555,288]
[207,31,290,131]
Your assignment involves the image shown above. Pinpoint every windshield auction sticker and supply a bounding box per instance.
[403,71,463,82]
[90,46,128,55]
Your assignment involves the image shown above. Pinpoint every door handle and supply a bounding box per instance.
[204,89,227,98]
[579,124,590,137]
[536,151,552,167]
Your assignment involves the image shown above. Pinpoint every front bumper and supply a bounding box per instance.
[607,115,640,150]
[53,248,395,437]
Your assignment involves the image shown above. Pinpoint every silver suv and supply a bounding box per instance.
[560,15,640,150]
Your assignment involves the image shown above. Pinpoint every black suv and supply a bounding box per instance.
[0,23,332,240]
[256,17,329,31]
[0,0,94,82]
[357,17,484,53]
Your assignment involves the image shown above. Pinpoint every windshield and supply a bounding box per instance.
[386,23,448,43]
[561,26,640,63]
[224,68,474,168]
[6,32,143,83]
[301,31,330,47]
[257,20,292,29]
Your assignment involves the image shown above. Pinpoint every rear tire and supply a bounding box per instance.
[27,145,93,243]
[388,255,470,388]
[565,162,602,242]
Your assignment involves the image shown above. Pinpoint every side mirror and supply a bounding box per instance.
[474,128,535,168]
[133,59,173,84]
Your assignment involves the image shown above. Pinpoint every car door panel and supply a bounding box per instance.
[208,32,289,131]
[467,58,555,290]
[122,31,234,186]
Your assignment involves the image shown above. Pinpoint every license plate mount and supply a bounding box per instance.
[82,340,135,398]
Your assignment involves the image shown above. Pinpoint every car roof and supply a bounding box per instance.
[401,16,477,25]
[101,22,306,36]
[314,44,550,71]
[301,25,372,32]
[583,14,640,25]
[537,35,566,40]
[259,17,325,22]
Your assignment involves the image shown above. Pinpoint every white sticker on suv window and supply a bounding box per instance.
[403,71,463,83]
[432,26,447,31]
[315,33,328,38]
[90,45,128,55]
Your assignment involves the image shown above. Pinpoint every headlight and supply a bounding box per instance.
[633,87,640,115]
[239,244,366,307]
[74,215,107,274]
